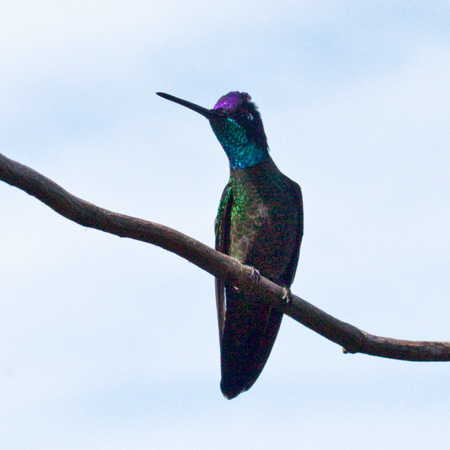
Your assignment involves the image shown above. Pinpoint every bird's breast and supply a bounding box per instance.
[228,172,299,283]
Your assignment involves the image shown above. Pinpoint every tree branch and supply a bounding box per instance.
[2,152,450,362]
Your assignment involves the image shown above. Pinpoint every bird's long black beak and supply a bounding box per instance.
[156,92,215,119]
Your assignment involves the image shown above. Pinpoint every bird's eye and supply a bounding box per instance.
[247,113,254,121]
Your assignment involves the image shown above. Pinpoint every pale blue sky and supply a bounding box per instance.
[2,1,450,449]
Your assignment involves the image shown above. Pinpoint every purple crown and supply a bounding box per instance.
[213,92,251,111]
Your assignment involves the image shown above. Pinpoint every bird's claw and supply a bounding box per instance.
[233,265,261,291]
[249,267,261,283]
[282,288,293,305]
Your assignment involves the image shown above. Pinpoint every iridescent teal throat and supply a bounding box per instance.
[211,118,268,169]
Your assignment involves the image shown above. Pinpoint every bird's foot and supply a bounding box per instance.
[282,287,293,305]
[232,262,261,291]
[249,267,261,283]
[235,266,261,292]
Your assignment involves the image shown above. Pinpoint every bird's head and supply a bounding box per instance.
[157,91,269,169]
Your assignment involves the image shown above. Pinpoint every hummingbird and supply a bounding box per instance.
[157,91,303,399]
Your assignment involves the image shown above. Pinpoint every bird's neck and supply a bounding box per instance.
[224,141,269,170]
[210,119,269,169]
[229,156,280,188]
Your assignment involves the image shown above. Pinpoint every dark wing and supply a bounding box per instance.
[279,177,303,287]
[216,183,276,399]
[214,184,233,339]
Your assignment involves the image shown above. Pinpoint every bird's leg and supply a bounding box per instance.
[282,287,293,305]
[233,265,261,292]
[249,267,261,283]
[245,266,261,294]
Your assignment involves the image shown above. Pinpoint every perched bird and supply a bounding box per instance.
[157,91,303,399]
